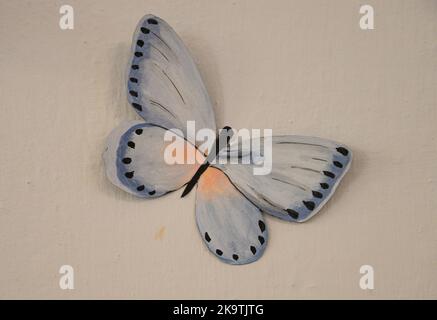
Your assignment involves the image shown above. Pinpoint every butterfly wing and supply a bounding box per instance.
[196,167,268,265]
[214,135,352,222]
[104,15,216,196]
[127,14,216,135]
[103,121,203,197]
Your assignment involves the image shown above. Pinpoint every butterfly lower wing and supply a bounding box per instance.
[103,121,202,198]
[214,135,352,222]
[196,168,268,265]
[128,15,216,138]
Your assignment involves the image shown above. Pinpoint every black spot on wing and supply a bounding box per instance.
[129,90,138,97]
[333,161,343,168]
[137,185,145,191]
[303,200,315,211]
[134,52,143,57]
[125,171,134,179]
[287,208,299,219]
[216,249,223,256]
[336,147,349,156]
[147,18,158,25]
[320,183,329,189]
[258,236,265,245]
[122,157,132,164]
[250,246,257,255]
[132,103,142,111]
[232,254,239,261]
[323,171,336,179]
[141,27,150,34]
[258,220,266,233]
[137,40,144,47]
[204,232,211,242]
[148,190,156,195]
[127,141,135,149]
[312,191,323,198]
[135,128,143,135]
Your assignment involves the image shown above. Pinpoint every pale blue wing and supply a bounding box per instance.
[127,14,216,135]
[213,135,352,222]
[195,168,267,265]
[103,121,202,197]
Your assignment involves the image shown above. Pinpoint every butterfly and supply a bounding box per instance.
[103,14,352,265]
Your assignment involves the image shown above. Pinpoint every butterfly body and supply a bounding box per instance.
[103,15,352,265]
[181,126,234,197]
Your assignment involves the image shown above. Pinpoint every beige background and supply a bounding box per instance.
[0,0,436,299]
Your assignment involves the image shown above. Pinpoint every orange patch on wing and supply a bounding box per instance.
[198,168,234,200]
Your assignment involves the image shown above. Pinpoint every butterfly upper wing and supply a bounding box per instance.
[213,135,352,222]
[127,14,216,137]
[103,121,203,197]
[196,167,268,265]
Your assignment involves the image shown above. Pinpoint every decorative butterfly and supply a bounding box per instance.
[103,15,352,265]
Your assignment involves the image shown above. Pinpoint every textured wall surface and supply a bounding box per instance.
[0,0,436,299]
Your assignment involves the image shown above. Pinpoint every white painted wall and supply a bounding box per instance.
[0,0,436,298]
